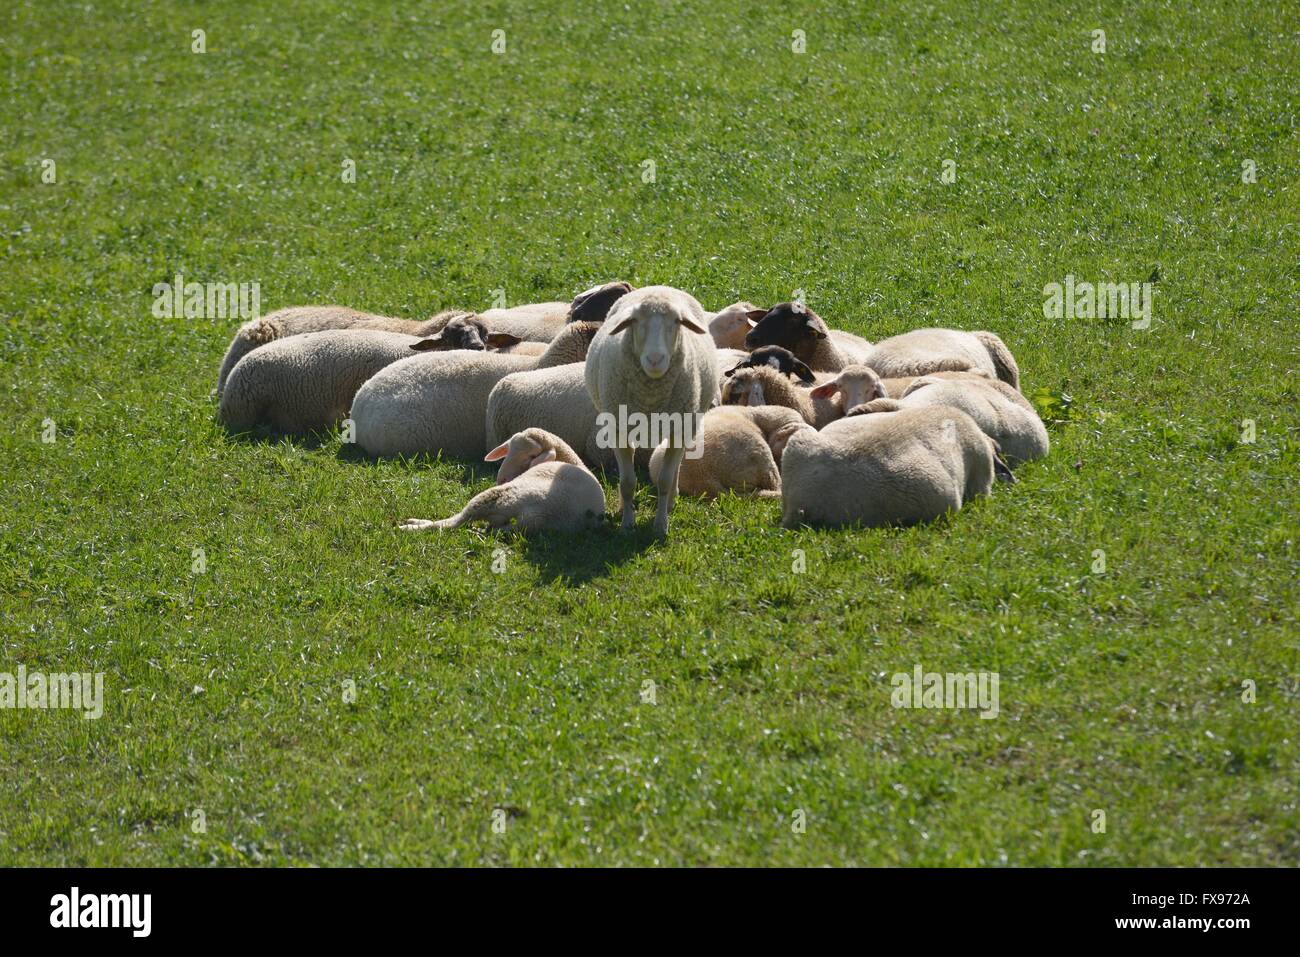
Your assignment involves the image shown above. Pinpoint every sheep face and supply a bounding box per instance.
[610,295,707,379]
[720,368,768,407]
[411,315,521,353]
[708,302,766,350]
[569,281,634,324]
[810,365,885,409]
[486,429,558,485]
[726,345,815,383]
[744,302,829,362]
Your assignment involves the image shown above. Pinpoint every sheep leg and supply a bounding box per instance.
[397,518,438,532]
[652,444,685,538]
[614,445,637,530]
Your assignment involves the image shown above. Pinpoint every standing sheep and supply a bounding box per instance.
[398,429,605,534]
[864,328,1021,390]
[352,321,602,460]
[743,303,874,371]
[585,285,719,537]
[780,405,1007,529]
[649,404,805,499]
[217,330,421,435]
[848,374,1049,465]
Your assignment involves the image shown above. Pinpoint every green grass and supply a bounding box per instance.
[1,0,1297,866]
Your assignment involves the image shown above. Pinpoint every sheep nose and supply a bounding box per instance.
[743,330,760,348]
[642,352,668,377]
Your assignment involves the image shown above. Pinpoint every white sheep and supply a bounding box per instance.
[214,305,463,396]
[780,405,1009,528]
[585,285,719,536]
[849,374,1049,465]
[398,429,605,534]
[865,328,1021,390]
[486,363,618,471]
[743,303,874,371]
[352,321,601,460]
[217,329,421,434]
[649,404,805,499]
[720,364,846,428]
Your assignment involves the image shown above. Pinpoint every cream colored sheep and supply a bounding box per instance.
[398,430,605,534]
[352,322,601,460]
[217,330,420,434]
[720,364,844,428]
[649,404,805,499]
[780,405,1005,528]
[706,302,765,350]
[865,328,1021,390]
[848,374,1048,465]
[585,286,719,537]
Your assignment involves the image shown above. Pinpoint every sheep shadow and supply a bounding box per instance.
[514,519,663,584]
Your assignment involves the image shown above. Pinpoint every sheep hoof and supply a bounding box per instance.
[620,510,636,531]
[652,516,669,538]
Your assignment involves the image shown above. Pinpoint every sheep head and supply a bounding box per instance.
[720,366,780,408]
[707,301,765,350]
[744,302,831,362]
[485,428,559,485]
[726,345,815,383]
[608,287,708,380]
[810,365,885,409]
[411,314,521,352]
[569,281,634,324]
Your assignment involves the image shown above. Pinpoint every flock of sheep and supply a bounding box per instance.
[214,282,1048,537]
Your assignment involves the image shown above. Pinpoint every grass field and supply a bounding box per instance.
[1,0,1297,866]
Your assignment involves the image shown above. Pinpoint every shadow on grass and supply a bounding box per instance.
[514,520,661,584]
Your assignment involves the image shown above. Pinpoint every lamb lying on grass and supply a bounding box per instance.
[865,328,1021,390]
[780,405,1010,529]
[649,404,805,499]
[217,330,421,435]
[848,374,1049,465]
[398,430,605,534]
[585,285,719,537]
[743,302,874,371]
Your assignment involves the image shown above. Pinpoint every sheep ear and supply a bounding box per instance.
[809,382,839,399]
[410,335,444,351]
[792,359,816,383]
[745,309,768,324]
[485,442,510,462]
[533,448,557,465]
[678,315,707,334]
[486,332,522,349]
[724,365,740,377]
[611,316,637,335]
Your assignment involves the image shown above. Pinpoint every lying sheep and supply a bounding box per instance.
[804,364,889,410]
[398,429,605,534]
[487,363,617,471]
[865,328,1021,390]
[585,285,719,537]
[706,302,765,350]
[406,313,524,353]
[780,405,1009,529]
[743,303,874,371]
[649,404,805,499]
[215,305,466,395]
[720,364,845,428]
[848,374,1048,465]
[352,321,602,460]
[214,285,629,396]
[218,330,420,435]
[726,345,817,383]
